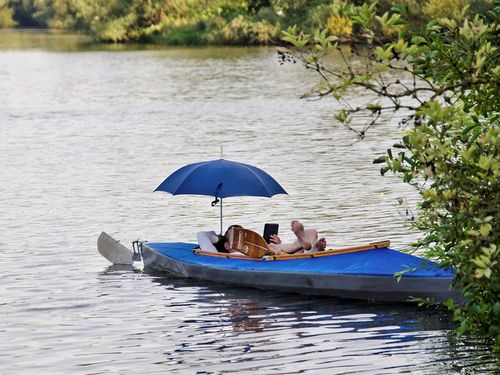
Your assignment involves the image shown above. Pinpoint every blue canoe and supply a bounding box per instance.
[140,240,462,303]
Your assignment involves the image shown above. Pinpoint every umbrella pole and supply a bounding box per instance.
[220,197,223,235]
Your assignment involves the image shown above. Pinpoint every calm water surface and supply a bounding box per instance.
[0,30,497,374]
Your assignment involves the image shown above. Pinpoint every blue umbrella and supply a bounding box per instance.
[155,159,287,233]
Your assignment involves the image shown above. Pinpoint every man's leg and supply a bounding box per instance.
[272,241,301,254]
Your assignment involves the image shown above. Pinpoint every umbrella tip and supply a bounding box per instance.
[220,145,223,159]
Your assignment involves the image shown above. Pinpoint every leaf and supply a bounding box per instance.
[443,298,455,310]
[467,229,479,237]
[484,268,492,279]
[462,123,480,135]
[411,36,426,45]
[380,166,390,176]
[373,156,386,164]
[375,45,394,61]
[479,255,491,266]
[479,223,492,237]
[471,304,482,314]
[334,109,350,124]
[478,155,491,171]
[471,258,486,268]
[367,103,382,112]
[493,302,500,318]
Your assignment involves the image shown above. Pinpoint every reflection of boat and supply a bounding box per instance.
[133,237,462,303]
[143,272,457,334]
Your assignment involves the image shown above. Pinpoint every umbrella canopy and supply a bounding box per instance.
[155,159,287,233]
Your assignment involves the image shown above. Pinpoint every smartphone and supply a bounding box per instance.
[263,223,279,244]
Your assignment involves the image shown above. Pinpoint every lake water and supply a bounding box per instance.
[0,30,497,374]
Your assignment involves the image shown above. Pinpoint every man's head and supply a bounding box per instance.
[213,225,243,253]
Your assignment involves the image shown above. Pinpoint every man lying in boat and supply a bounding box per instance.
[196,220,326,255]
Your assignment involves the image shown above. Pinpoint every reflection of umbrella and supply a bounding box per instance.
[155,159,287,233]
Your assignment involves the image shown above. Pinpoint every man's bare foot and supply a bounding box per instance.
[291,220,312,250]
[311,237,327,252]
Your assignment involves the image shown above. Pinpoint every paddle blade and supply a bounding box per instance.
[229,227,274,258]
[97,232,134,265]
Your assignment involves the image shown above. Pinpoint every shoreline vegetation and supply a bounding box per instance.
[0,1,494,45]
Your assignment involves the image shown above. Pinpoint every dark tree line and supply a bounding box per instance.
[1,0,493,44]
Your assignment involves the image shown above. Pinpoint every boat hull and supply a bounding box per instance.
[142,242,463,303]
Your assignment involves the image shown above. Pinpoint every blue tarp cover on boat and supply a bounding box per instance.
[146,242,453,278]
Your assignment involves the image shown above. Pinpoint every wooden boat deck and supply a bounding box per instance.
[193,240,391,261]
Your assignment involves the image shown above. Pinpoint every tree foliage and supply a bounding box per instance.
[0,0,16,27]
[1,0,494,44]
[279,1,499,347]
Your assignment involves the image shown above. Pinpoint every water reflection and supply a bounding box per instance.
[138,272,497,374]
[102,264,136,273]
